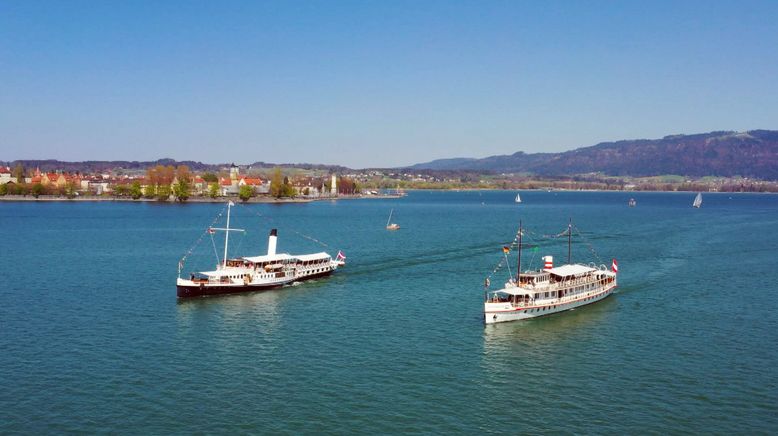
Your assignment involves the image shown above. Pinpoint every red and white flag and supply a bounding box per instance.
[611,258,618,274]
[336,251,346,261]
[208,227,216,234]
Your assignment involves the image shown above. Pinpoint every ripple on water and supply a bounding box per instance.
[1,192,778,433]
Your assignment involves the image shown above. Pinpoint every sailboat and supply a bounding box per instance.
[386,208,400,230]
[515,193,522,203]
[693,192,702,208]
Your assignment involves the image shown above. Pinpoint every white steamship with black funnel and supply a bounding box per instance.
[176,202,345,298]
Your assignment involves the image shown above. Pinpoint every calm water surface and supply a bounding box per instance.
[1,191,777,433]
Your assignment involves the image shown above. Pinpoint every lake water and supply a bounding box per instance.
[1,191,777,433]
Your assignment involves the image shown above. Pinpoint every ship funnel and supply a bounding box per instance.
[543,255,553,271]
[267,229,278,256]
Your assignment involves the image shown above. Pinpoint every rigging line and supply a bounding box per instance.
[489,229,528,281]
[486,256,507,282]
[527,246,538,272]
[179,204,228,268]
[487,229,543,282]
[524,227,569,240]
[234,202,331,248]
[233,231,247,257]
[209,233,220,265]
[572,224,604,265]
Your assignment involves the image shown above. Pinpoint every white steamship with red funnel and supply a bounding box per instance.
[484,220,618,324]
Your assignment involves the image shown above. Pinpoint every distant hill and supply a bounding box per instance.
[411,130,778,180]
[5,130,777,180]
[407,152,553,172]
[0,158,350,174]
[0,159,223,174]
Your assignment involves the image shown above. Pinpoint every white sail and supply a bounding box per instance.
[693,193,702,208]
[386,208,400,230]
[515,193,522,203]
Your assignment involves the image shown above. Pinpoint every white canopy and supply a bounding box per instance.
[547,264,596,277]
[494,287,534,296]
[241,252,331,263]
[242,253,294,263]
[294,252,331,262]
[199,266,246,277]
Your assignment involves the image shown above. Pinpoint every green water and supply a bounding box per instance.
[1,191,776,433]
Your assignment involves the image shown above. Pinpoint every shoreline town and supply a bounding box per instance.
[2,162,777,203]
[0,163,402,202]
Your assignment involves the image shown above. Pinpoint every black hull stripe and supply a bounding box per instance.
[177,270,334,298]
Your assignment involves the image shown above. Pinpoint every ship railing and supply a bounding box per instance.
[548,276,608,291]
[502,284,612,307]
[489,280,613,306]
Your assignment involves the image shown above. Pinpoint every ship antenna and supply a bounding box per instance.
[517,220,522,280]
[567,217,572,264]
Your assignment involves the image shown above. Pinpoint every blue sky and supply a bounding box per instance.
[1,0,777,168]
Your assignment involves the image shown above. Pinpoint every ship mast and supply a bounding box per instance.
[567,218,572,264]
[210,201,245,269]
[223,203,232,269]
[517,220,522,281]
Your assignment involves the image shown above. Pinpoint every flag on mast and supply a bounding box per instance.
[612,259,618,274]
[336,251,346,261]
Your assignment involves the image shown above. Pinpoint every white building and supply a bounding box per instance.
[0,167,13,184]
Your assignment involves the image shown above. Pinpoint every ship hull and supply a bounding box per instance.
[484,284,616,324]
[177,269,335,298]
[176,281,286,298]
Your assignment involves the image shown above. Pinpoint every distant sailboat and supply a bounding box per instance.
[386,209,400,230]
[515,193,522,203]
[628,198,636,207]
[693,192,702,208]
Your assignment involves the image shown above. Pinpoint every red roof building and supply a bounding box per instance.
[239,177,263,186]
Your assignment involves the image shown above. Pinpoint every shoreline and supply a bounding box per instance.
[0,189,773,203]
[0,194,403,203]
